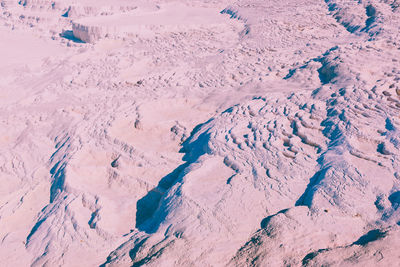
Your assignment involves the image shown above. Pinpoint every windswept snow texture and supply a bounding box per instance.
[1,0,400,266]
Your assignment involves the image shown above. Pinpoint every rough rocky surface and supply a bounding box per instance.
[1,0,400,266]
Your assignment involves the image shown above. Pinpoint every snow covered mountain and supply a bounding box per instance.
[0,0,400,266]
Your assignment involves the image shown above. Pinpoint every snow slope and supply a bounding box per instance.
[0,0,400,266]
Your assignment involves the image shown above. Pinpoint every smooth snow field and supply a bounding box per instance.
[1,0,400,266]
